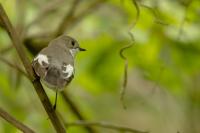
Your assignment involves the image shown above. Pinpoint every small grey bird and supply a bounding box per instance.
[32,35,86,109]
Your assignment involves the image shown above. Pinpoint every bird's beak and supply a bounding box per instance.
[78,47,86,51]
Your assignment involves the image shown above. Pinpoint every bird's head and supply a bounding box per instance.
[57,35,86,57]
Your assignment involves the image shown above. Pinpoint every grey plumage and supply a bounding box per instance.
[32,35,85,91]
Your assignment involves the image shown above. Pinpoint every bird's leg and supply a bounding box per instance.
[53,90,58,110]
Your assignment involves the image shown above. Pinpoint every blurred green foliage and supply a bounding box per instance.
[0,0,200,133]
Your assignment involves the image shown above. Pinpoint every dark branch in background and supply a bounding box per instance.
[0,45,13,55]
[119,32,134,110]
[26,0,65,30]
[65,121,148,133]
[0,56,28,78]
[61,92,97,133]
[14,0,26,89]
[0,107,35,133]
[55,0,107,36]
[30,0,44,7]
[119,0,140,109]
[16,0,26,35]
[23,0,107,55]
[55,0,80,36]
[177,1,192,40]
[0,4,65,133]
[138,3,168,26]
[61,92,83,120]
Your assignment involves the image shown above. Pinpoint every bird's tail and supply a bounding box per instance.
[44,66,60,87]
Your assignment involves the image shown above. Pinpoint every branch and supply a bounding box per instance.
[0,107,35,133]
[138,3,168,26]
[66,121,148,133]
[16,0,26,35]
[119,0,140,109]
[130,0,140,29]
[0,45,13,55]
[61,92,98,133]
[0,4,65,133]
[26,0,65,30]
[55,0,107,36]
[177,1,192,40]
[0,56,28,78]
[55,0,80,36]
[30,0,44,7]
[119,39,133,110]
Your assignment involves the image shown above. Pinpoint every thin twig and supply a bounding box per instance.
[0,56,28,78]
[139,3,168,26]
[61,92,84,121]
[177,1,192,40]
[30,0,44,7]
[0,4,65,133]
[55,0,107,34]
[130,0,140,29]
[65,121,148,133]
[61,92,98,133]
[26,0,65,30]
[119,38,133,109]
[0,45,13,55]
[119,0,140,109]
[16,0,26,35]
[55,0,81,36]
[0,107,35,133]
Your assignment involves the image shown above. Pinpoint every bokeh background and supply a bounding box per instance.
[0,0,200,133]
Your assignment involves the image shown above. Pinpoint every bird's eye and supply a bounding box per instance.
[71,41,75,46]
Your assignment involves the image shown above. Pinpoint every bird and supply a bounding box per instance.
[32,35,86,109]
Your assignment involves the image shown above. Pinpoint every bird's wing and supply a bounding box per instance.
[61,62,74,79]
[32,53,50,78]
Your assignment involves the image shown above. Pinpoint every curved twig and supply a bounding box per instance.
[119,0,140,109]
